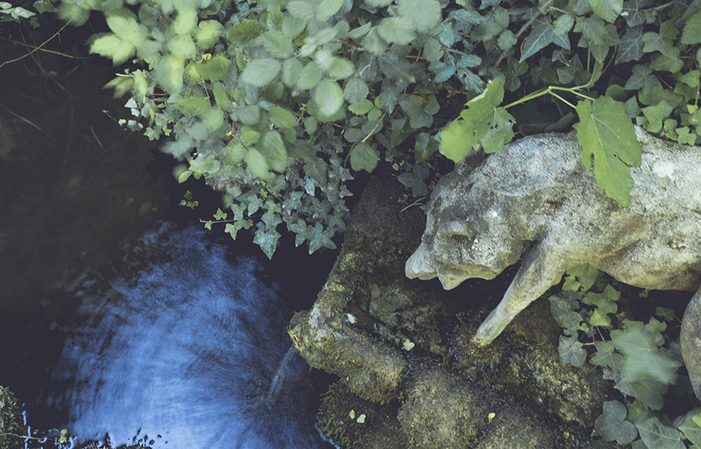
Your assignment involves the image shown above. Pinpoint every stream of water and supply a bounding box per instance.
[30,222,333,449]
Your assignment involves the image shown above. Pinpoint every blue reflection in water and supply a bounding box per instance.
[49,223,329,449]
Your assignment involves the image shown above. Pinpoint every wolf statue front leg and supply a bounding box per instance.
[473,240,569,346]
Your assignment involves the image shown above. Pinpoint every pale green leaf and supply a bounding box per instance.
[364,0,393,6]
[195,20,222,49]
[259,131,288,172]
[397,0,441,34]
[643,20,678,58]
[327,57,355,79]
[157,54,184,92]
[314,79,344,116]
[168,34,196,59]
[269,106,297,129]
[680,414,701,446]
[90,34,135,65]
[574,96,642,206]
[262,30,294,58]
[253,226,281,259]
[316,0,343,21]
[377,17,416,45]
[282,58,303,87]
[349,142,378,172]
[348,98,374,115]
[196,55,231,80]
[636,418,685,449]
[439,78,515,161]
[106,11,145,46]
[344,78,369,104]
[282,15,306,39]
[297,61,324,90]
[590,0,623,23]
[246,148,270,179]
[613,329,682,385]
[360,27,388,56]
[173,8,197,35]
[549,293,584,331]
[559,334,587,367]
[240,58,281,87]
[553,14,575,36]
[204,108,224,131]
[286,0,315,20]
[642,100,674,133]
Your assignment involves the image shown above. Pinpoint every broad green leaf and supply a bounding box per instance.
[157,55,184,92]
[574,96,642,206]
[397,0,441,34]
[553,14,575,36]
[195,20,222,49]
[594,400,638,444]
[91,34,135,65]
[612,329,682,385]
[327,57,355,79]
[498,30,517,51]
[682,11,701,44]
[282,58,303,87]
[439,77,515,161]
[204,108,224,131]
[240,58,281,87]
[259,131,288,173]
[590,0,623,23]
[344,78,369,104]
[636,418,685,449]
[680,414,701,446]
[364,0,393,6]
[349,142,378,172]
[558,334,587,367]
[196,55,231,80]
[314,79,344,116]
[286,0,315,20]
[173,8,197,35]
[377,17,416,45]
[227,20,266,46]
[297,61,324,90]
[246,148,270,179]
[282,15,306,39]
[269,106,297,129]
[262,30,294,58]
[316,0,343,21]
[348,98,374,115]
[236,106,261,126]
[360,27,388,56]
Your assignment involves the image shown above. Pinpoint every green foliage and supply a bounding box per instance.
[553,264,698,448]
[65,0,701,255]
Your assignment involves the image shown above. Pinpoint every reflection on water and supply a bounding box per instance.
[47,223,330,449]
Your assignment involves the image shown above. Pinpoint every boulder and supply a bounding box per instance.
[406,126,701,347]
[681,288,701,399]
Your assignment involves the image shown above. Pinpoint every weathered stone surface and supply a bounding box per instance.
[297,170,623,448]
[406,126,701,346]
[681,288,701,400]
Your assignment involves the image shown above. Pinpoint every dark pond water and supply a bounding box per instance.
[0,19,338,449]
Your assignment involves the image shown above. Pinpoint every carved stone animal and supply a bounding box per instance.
[406,127,701,347]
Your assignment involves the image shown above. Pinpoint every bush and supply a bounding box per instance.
[53,0,701,257]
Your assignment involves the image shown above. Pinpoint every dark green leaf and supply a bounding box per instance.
[240,58,281,87]
[196,55,231,80]
[227,20,266,46]
[520,16,557,62]
[679,413,701,446]
[625,64,659,94]
[622,0,649,27]
[642,20,678,58]
[590,340,623,370]
[617,26,644,64]
[594,400,638,444]
[550,293,584,331]
[349,142,378,172]
[414,132,439,163]
[590,0,623,23]
[682,10,701,44]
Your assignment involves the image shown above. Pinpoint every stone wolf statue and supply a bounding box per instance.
[405,126,701,350]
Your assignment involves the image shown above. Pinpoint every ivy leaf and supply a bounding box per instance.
[625,64,659,94]
[642,100,674,133]
[399,95,439,129]
[377,17,416,45]
[590,0,623,23]
[397,165,429,197]
[594,400,638,444]
[314,79,344,116]
[253,225,281,259]
[590,340,623,371]
[549,292,584,332]
[566,264,598,291]
[642,20,678,58]
[224,220,252,240]
[33,0,57,14]
[558,334,587,367]
[439,77,515,161]
[622,0,649,27]
[616,25,644,64]
[521,16,559,62]
[414,132,439,163]
[240,58,281,87]
[682,10,701,45]
[574,96,642,207]
[349,142,378,172]
[612,329,682,385]
[636,418,685,449]
[308,223,336,254]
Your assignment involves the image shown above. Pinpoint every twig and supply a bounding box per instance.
[0,102,50,137]
[0,21,71,70]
